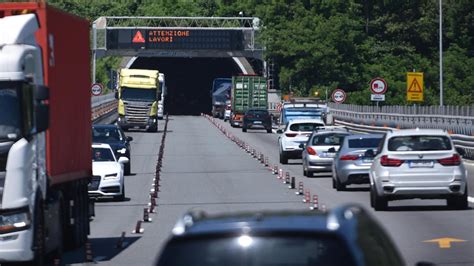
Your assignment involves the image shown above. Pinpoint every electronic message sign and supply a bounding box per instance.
[107,28,244,50]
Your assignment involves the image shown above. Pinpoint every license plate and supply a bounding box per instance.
[362,158,373,163]
[253,121,262,124]
[324,152,335,158]
[409,160,434,168]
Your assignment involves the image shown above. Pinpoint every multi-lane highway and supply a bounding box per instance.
[64,116,474,265]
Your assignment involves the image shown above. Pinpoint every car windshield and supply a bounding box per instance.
[0,82,22,141]
[388,135,452,151]
[312,133,348,146]
[92,127,123,142]
[282,109,323,124]
[121,87,156,102]
[348,137,382,148]
[289,123,324,132]
[92,147,116,162]
[157,235,355,266]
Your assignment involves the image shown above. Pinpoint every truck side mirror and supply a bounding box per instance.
[35,85,49,133]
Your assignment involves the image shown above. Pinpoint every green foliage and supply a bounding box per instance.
[47,0,473,106]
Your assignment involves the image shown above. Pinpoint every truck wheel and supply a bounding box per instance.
[33,199,46,266]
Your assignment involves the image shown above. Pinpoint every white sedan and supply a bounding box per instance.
[89,143,129,201]
[277,119,326,164]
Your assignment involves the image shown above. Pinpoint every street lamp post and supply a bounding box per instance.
[439,0,443,106]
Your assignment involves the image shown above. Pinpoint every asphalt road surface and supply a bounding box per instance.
[64,116,474,265]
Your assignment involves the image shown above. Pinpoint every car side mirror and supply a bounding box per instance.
[114,91,119,99]
[456,147,466,157]
[118,157,129,165]
[364,149,375,157]
[328,147,336,153]
[35,85,49,133]
[126,136,133,142]
[299,143,306,149]
[276,129,283,134]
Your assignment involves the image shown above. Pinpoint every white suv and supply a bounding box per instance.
[277,119,325,164]
[369,129,468,211]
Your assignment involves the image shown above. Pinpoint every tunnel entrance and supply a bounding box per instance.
[130,57,244,116]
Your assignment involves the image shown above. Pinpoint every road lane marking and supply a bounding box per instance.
[423,237,467,248]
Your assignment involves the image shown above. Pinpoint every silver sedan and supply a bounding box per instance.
[332,134,383,191]
[302,130,350,177]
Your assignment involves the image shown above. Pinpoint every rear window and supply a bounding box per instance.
[388,135,452,151]
[247,110,269,115]
[289,123,324,132]
[348,138,382,148]
[157,235,355,266]
[312,133,348,146]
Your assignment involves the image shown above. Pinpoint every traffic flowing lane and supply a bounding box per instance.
[220,121,474,266]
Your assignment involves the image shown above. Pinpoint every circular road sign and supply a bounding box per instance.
[91,83,103,96]
[370,78,387,94]
[332,88,346,104]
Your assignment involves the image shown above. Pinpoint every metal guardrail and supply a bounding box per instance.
[91,94,116,122]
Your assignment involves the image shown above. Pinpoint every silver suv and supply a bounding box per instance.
[369,129,468,211]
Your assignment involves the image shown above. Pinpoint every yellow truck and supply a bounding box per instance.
[116,69,160,132]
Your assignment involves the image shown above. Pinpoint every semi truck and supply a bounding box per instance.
[0,2,92,263]
[211,78,232,119]
[116,68,160,132]
[229,76,268,127]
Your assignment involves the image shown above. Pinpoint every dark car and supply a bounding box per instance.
[242,109,272,133]
[92,124,133,175]
[155,204,404,266]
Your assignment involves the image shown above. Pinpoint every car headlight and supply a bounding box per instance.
[104,173,119,180]
[117,148,127,154]
[0,211,31,234]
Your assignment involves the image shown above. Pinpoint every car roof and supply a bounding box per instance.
[288,119,325,125]
[171,204,370,237]
[284,107,324,112]
[92,124,119,129]
[387,128,448,137]
[92,143,113,149]
[345,133,384,139]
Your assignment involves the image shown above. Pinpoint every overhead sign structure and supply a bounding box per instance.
[91,83,103,96]
[407,72,424,102]
[332,88,346,104]
[107,28,244,51]
[370,78,387,94]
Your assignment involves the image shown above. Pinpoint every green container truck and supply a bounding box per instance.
[229,76,268,127]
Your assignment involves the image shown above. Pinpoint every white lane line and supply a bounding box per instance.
[468,197,474,204]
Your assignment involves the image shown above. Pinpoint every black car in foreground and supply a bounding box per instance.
[155,204,405,266]
[92,124,133,175]
[242,109,272,133]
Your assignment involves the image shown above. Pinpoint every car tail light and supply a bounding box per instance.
[438,154,461,166]
[380,155,404,167]
[339,154,359,161]
[285,133,297,137]
[306,147,317,155]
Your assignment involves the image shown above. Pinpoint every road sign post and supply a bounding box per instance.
[331,88,346,104]
[370,78,387,107]
[407,72,424,102]
[91,83,103,96]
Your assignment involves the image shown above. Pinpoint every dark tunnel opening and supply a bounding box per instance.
[130,57,251,116]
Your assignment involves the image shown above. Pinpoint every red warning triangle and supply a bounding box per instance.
[132,31,145,43]
[408,78,422,92]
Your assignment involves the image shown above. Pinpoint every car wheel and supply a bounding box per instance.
[335,173,345,191]
[117,185,125,201]
[332,178,336,189]
[303,166,308,177]
[242,127,247,132]
[124,162,131,176]
[266,128,272,133]
[447,188,468,210]
[372,188,387,211]
[279,151,288,164]
[307,170,314,177]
